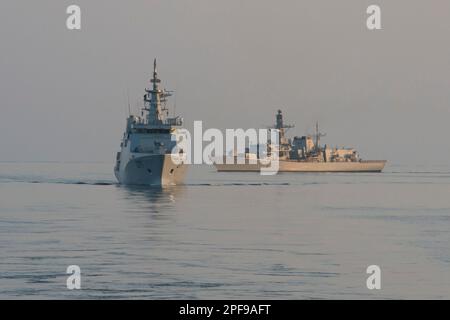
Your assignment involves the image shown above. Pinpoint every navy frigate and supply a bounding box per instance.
[114,59,187,185]
[214,110,386,172]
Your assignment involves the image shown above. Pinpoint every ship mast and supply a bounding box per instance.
[139,59,181,128]
[275,110,294,140]
[144,58,163,125]
[313,121,326,151]
[273,110,294,158]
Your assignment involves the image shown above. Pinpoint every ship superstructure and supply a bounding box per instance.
[114,59,187,185]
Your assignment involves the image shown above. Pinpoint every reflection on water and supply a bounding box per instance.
[118,185,183,213]
[116,185,185,225]
[111,185,187,234]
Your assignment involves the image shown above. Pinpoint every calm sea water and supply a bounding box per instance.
[0,162,449,299]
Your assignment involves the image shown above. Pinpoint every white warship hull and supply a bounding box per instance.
[215,160,386,173]
[115,154,187,186]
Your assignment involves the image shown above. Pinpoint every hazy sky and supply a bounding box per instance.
[1,0,450,165]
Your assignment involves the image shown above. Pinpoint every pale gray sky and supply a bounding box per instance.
[1,0,450,165]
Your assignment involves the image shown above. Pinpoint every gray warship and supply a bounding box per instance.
[214,110,386,172]
[114,59,187,185]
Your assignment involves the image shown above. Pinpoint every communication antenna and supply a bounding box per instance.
[314,121,326,150]
[127,89,131,116]
[173,88,177,118]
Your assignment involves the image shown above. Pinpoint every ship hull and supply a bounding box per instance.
[215,160,386,173]
[115,154,187,186]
